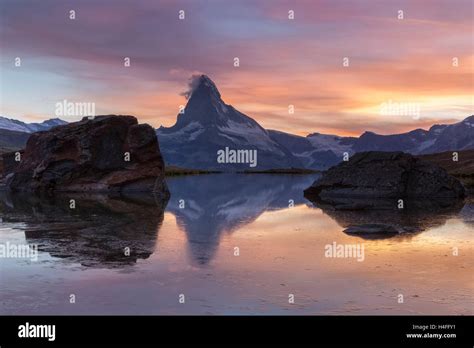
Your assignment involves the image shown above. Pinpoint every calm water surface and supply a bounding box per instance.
[0,174,472,314]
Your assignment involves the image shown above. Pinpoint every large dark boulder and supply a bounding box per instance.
[304,151,465,200]
[5,115,169,196]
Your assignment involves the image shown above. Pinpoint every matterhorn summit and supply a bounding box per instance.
[157,75,300,170]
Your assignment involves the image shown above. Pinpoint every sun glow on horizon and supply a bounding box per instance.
[0,0,472,136]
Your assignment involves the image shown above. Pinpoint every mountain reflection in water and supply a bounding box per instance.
[1,174,473,315]
[0,174,471,267]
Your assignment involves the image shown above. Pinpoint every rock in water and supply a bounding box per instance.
[6,115,169,196]
[304,151,465,199]
[343,224,400,237]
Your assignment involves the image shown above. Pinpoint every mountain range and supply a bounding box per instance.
[157,75,474,170]
[1,75,473,170]
[0,117,66,133]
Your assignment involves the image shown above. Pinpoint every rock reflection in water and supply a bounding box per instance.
[305,195,466,240]
[0,174,317,267]
[0,192,168,267]
[2,173,467,267]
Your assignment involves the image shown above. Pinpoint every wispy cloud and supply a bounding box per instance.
[1,0,472,135]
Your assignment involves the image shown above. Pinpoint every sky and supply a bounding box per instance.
[0,0,472,136]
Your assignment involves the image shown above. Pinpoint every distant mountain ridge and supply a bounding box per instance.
[0,116,67,133]
[0,117,67,154]
[268,115,474,169]
[353,116,474,154]
[1,75,473,170]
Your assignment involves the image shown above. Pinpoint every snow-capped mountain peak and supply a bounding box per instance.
[190,74,222,100]
[157,75,301,170]
[168,74,260,131]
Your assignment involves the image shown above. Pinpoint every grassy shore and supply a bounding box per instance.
[238,168,319,174]
[165,165,220,176]
[165,166,318,176]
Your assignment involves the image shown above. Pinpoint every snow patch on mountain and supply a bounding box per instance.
[306,133,353,154]
[217,120,284,154]
[158,121,205,142]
